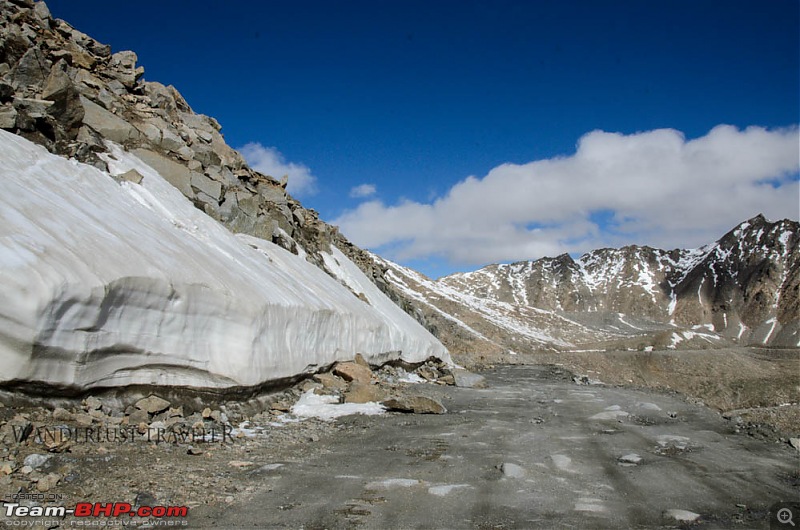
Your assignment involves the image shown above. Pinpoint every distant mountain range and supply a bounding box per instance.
[373,215,799,355]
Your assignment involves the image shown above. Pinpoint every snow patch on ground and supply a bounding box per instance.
[364,478,421,490]
[428,484,473,496]
[291,390,386,421]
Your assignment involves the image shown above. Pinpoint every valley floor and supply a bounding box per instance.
[0,350,797,529]
[191,363,798,529]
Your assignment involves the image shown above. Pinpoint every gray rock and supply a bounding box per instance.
[0,105,17,129]
[8,0,35,8]
[84,396,102,410]
[33,1,51,22]
[382,395,446,414]
[190,172,222,200]
[218,191,239,220]
[134,395,171,414]
[159,126,185,152]
[107,50,139,88]
[258,182,288,205]
[500,462,526,478]
[127,408,148,425]
[23,453,52,470]
[12,48,51,91]
[0,81,14,103]
[790,438,800,451]
[117,168,144,184]
[176,145,195,161]
[13,97,53,118]
[191,142,222,167]
[206,165,237,186]
[132,148,194,197]
[52,407,73,421]
[452,369,486,388]
[143,82,182,115]
[135,120,162,144]
[42,62,84,136]
[292,209,306,227]
[80,96,140,144]
[180,112,218,135]
[105,79,127,96]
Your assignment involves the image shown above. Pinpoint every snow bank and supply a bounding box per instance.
[0,131,448,390]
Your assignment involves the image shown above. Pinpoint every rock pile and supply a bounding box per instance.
[0,356,470,512]
[1,0,341,269]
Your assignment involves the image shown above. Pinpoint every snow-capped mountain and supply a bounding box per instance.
[377,215,799,354]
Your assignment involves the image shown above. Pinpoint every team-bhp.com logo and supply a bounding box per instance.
[4,501,188,518]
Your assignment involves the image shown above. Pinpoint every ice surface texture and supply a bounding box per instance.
[0,131,448,390]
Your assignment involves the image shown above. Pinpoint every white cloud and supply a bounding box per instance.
[350,183,377,198]
[333,125,799,267]
[238,142,317,196]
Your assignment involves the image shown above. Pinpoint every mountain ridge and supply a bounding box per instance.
[375,214,799,358]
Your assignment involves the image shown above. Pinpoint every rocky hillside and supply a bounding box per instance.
[377,216,799,356]
[0,0,448,392]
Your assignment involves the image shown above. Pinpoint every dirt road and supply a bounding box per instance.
[190,365,798,528]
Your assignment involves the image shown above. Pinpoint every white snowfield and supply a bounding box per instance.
[0,131,448,390]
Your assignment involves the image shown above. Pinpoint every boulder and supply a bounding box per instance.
[23,453,51,470]
[0,105,17,129]
[382,395,446,414]
[333,361,373,384]
[107,50,139,89]
[32,1,51,23]
[258,182,288,205]
[135,120,162,144]
[42,62,84,137]
[134,395,171,414]
[12,47,51,91]
[191,141,223,167]
[452,368,486,388]
[0,81,15,103]
[144,82,178,114]
[176,145,194,161]
[84,396,102,410]
[343,382,386,404]
[499,462,526,478]
[312,372,348,391]
[80,95,140,144]
[117,168,144,184]
[159,126,185,153]
[132,148,195,197]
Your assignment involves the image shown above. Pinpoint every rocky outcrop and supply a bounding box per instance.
[0,0,339,272]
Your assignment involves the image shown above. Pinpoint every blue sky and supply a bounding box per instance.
[47,0,799,278]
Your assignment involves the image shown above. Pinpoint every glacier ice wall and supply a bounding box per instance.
[0,131,449,390]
